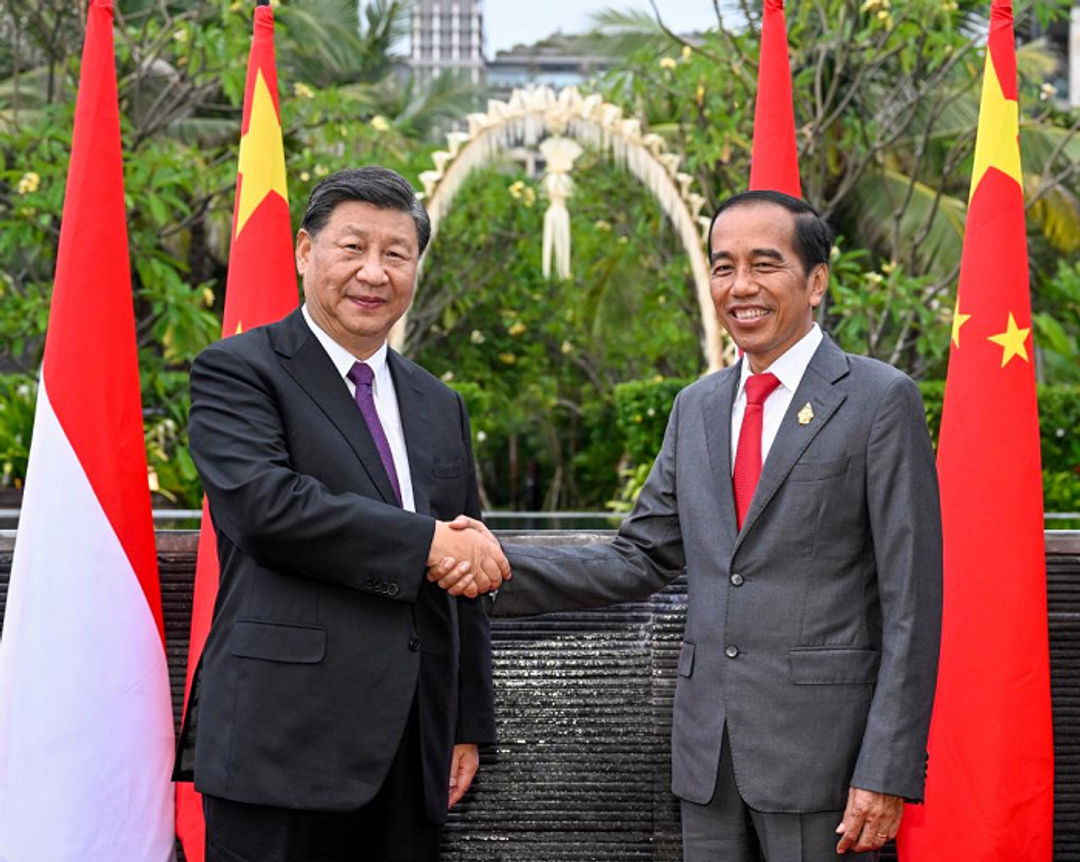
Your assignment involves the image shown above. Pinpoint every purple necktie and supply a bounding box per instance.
[347,361,402,506]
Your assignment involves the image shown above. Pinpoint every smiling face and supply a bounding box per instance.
[709,201,828,372]
[296,199,419,360]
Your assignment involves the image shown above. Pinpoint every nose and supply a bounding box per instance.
[355,250,389,285]
[730,263,757,296]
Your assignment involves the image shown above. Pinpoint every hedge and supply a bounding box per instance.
[614,377,1080,515]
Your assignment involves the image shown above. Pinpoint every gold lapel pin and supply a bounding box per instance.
[797,403,814,425]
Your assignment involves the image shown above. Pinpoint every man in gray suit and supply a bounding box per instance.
[430,190,943,861]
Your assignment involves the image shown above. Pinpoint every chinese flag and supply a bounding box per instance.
[898,2,1054,859]
[748,0,801,196]
[0,1,175,858]
[174,5,297,859]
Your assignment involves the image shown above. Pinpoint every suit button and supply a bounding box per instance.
[388,583,400,597]
[730,573,744,586]
[409,637,421,652]
[725,645,740,659]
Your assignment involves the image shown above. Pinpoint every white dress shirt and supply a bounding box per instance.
[301,304,416,512]
[730,324,824,474]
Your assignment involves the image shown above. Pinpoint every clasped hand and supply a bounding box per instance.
[426,515,510,598]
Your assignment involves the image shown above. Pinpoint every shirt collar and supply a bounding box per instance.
[737,323,823,397]
[301,303,390,384]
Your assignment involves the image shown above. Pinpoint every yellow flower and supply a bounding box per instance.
[508,180,525,199]
[202,287,215,307]
[470,329,485,344]
[293,82,315,100]
[370,115,391,132]
[682,45,693,62]
[173,28,188,43]
[594,219,612,232]
[659,57,677,71]
[498,352,518,365]
[881,260,897,275]
[864,272,885,286]
[441,370,455,382]
[521,187,536,208]
[16,171,40,195]
[300,171,311,182]
[696,84,706,106]
[508,321,527,337]
[561,341,574,354]
[314,164,328,177]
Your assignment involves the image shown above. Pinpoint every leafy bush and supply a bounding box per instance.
[611,375,1080,515]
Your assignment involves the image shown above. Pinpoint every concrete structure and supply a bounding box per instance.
[409,0,485,85]
[486,35,614,95]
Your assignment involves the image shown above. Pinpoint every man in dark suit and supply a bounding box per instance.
[184,166,509,861]
[431,191,943,861]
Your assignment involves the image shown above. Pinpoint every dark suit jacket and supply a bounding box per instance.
[495,335,942,813]
[180,308,495,822]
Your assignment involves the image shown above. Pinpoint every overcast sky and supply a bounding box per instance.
[484,1,720,54]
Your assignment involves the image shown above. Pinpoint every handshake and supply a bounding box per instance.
[426,515,511,599]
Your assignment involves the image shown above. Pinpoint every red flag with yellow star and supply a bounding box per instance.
[897,1,1053,858]
[175,5,297,858]
[748,0,801,196]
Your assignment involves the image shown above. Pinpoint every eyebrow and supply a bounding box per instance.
[709,247,785,265]
[337,224,415,249]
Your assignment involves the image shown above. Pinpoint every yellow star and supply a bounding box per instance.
[987,312,1030,367]
[969,48,1022,199]
[234,69,288,240]
[951,298,971,349]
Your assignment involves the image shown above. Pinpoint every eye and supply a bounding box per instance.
[711,263,732,277]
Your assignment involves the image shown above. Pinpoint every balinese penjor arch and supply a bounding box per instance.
[391,85,733,371]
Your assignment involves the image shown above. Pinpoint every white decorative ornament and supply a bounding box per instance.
[539,137,584,281]
[395,85,735,371]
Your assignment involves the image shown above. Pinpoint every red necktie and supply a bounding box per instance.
[732,372,781,530]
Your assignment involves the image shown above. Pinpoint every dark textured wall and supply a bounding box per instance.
[2,530,1079,860]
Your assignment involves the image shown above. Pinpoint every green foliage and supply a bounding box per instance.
[0,0,480,508]
[613,377,692,467]
[0,374,35,490]
[411,164,703,509]
[609,376,1080,515]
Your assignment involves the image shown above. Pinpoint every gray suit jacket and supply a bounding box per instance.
[495,335,942,813]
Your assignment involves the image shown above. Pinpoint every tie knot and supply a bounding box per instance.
[348,362,374,388]
[744,372,780,406]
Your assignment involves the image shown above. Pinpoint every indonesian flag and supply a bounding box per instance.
[0,1,175,859]
[174,5,297,858]
[898,1,1054,859]
[748,0,801,197]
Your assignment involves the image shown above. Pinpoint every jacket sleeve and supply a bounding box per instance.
[493,392,688,617]
[189,341,436,603]
[452,392,497,744]
[849,374,943,801]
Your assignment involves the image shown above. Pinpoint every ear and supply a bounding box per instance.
[295,229,311,275]
[807,263,829,308]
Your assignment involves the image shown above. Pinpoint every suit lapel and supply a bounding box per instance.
[735,336,849,549]
[272,310,399,506]
[387,351,434,516]
[702,364,741,546]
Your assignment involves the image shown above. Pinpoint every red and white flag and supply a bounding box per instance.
[0,1,175,859]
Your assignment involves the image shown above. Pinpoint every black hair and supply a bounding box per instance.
[706,189,833,274]
[300,166,431,255]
